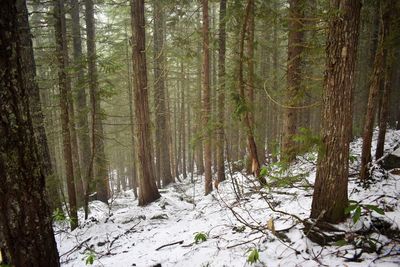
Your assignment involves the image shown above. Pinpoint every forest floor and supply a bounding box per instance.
[57,129,400,267]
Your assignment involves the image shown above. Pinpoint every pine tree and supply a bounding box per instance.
[311,0,361,223]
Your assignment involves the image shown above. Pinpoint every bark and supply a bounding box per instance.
[125,23,138,198]
[16,0,62,211]
[360,1,391,181]
[202,0,213,195]
[237,0,263,182]
[153,0,173,187]
[0,0,60,265]
[85,0,109,203]
[54,0,78,230]
[71,0,92,204]
[282,0,305,162]
[196,40,205,175]
[181,63,187,179]
[376,14,395,160]
[216,0,227,182]
[311,0,361,223]
[131,0,161,205]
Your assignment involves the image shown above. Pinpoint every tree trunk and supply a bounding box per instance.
[125,22,138,198]
[360,1,391,181]
[131,0,161,205]
[153,0,173,187]
[282,0,305,162]
[54,0,78,230]
[237,0,263,182]
[311,0,361,223]
[376,33,394,160]
[216,0,227,182]
[0,1,60,265]
[181,62,187,179]
[71,0,92,205]
[85,0,109,204]
[17,0,62,212]
[202,0,213,195]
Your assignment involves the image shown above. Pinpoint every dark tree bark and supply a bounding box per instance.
[131,0,161,205]
[54,0,78,230]
[282,0,305,162]
[16,0,62,211]
[202,0,213,195]
[0,0,60,265]
[153,0,174,187]
[85,0,109,204]
[360,0,393,180]
[376,47,394,160]
[71,0,92,204]
[216,0,227,182]
[311,0,361,223]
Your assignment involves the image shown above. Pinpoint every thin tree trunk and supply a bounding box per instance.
[54,0,78,230]
[360,1,391,181]
[216,0,227,182]
[153,0,173,187]
[181,62,187,179]
[71,0,91,205]
[85,0,109,203]
[376,47,394,160]
[282,0,305,162]
[125,22,138,198]
[131,0,161,205]
[237,0,263,182]
[202,0,213,195]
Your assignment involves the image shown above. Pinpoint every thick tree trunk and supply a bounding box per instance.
[360,1,391,181]
[216,0,227,182]
[202,0,213,195]
[282,0,305,162]
[54,0,78,230]
[85,0,109,203]
[131,0,161,205]
[0,0,60,265]
[311,0,361,223]
[16,0,62,212]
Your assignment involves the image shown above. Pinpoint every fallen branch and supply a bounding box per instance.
[155,240,184,251]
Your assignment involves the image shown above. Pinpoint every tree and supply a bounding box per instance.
[131,0,161,205]
[216,0,227,182]
[360,0,392,180]
[54,0,78,230]
[237,0,263,182]
[202,0,213,195]
[153,0,174,187]
[85,0,109,204]
[0,0,60,264]
[17,0,62,211]
[310,0,361,223]
[71,0,92,205]
[282,0,305,162]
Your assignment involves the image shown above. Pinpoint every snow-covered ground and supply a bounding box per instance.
[57,129,400,267]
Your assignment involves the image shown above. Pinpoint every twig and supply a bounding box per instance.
[155,240,184,251]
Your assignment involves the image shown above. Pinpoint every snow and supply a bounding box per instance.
[57,129,400,267]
